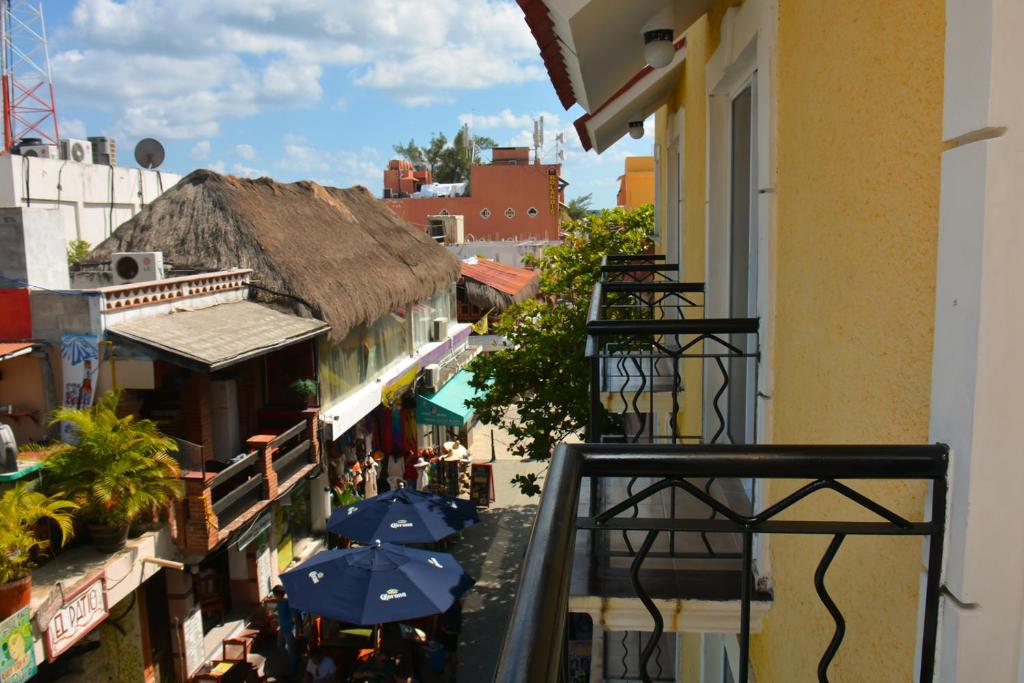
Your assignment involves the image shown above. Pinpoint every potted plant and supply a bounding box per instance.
[0,483,76,618]
[45,388,183,553]
[291,378,318,407]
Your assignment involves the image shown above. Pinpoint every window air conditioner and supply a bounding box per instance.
[430,318,448,342]
[424,364,441,392]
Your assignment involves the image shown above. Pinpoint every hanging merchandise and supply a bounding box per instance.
[402,408,418,452]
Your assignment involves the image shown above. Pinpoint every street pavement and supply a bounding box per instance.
[444,418,549,681]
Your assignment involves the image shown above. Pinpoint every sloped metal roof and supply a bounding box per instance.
[107,301,329,370]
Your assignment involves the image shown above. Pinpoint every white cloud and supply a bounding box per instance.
[275,134,381,190]
[231,162,267,178]
[55,0,545,131]
[233,143,256,160]
[459,108,533,130]
[61,117,88,139]
[190,140,211,160]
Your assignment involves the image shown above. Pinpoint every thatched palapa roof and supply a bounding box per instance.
[460,257,540,312]
[90,170,460,343]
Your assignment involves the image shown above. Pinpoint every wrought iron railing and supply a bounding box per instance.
[586,264,761,579]
[600,254,677,283]
[586,266,758,446]
[493,442,948,683]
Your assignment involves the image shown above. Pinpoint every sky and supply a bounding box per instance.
[41,0,654,208]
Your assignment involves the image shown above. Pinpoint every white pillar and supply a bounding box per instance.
[932,1,1024,679]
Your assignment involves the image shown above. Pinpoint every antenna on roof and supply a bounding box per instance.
[532,116,544,165]
[134,138,165,169]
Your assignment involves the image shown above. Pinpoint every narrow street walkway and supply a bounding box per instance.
[445,418,548,681]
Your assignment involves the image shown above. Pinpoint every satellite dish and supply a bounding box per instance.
[134,138,165,169]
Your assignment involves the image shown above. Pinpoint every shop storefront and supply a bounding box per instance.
[416,369,485,447]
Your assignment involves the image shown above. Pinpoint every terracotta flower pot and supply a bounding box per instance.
[0,575,31,619]
[88,523,129,553]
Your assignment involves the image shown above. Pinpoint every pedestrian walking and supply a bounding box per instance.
[270,585,300,679]
[363,454,380,498]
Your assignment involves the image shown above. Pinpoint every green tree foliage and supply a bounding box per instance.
[46,388,182,527]
[66,239,91,268]
[467,204,654,474]
[563,193,593,221]
[393,127,497,183]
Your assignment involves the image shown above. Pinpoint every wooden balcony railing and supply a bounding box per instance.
[178,409,319,555]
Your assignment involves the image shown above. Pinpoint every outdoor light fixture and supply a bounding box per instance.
[628,121,645,139]
[643,28,675,68]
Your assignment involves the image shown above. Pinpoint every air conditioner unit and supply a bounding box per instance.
[111,251,165,285]
[427,215,464,245]
[19,144,58,159]
[424,364,441,392]
[88,136,117,165]
[60,138,93,163]
[430,318,448,342]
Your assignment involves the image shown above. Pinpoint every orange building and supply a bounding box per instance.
[382,147,566,241]
[615,155,654,209]
[383,159,432,196]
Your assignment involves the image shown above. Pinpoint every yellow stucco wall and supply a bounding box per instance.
[617,156,655,210]
[750,2,945,681]
[654,0,944,679]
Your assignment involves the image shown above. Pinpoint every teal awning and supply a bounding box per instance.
[416,369,486,427]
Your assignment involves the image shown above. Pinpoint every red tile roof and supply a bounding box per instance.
[460,258,539,297]
[517,0,577,110]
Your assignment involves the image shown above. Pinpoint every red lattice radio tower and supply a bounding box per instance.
[1,0,59,152]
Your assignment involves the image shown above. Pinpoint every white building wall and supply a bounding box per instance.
[932,0,1024,679]
[0,154,182,247]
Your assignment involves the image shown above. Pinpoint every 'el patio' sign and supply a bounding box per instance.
[45,575,108,661]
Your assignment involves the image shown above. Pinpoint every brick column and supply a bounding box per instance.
[247,434,278,500]
[182,472,218,555]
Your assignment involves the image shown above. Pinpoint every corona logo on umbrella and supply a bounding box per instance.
[380,588,408,602]
[308,571,325,584]
[389,519,414,529]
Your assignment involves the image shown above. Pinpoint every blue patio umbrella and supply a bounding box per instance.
[326,487,480,544]
[279,541,475,625]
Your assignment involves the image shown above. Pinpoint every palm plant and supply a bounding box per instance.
[45,388,182,534]
[0,483,76,585]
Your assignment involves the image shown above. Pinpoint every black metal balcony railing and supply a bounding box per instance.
[588,258,759,446]
[586,259,762,592]
[600,254,677,283]
[494,442,948,683]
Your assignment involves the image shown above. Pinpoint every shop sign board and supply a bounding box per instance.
[44,575,108,661]
[548,167,559,215]
[0,608,36,683]
[256,544,273,600]
[181,607,205,678]
[381,364,418,409]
